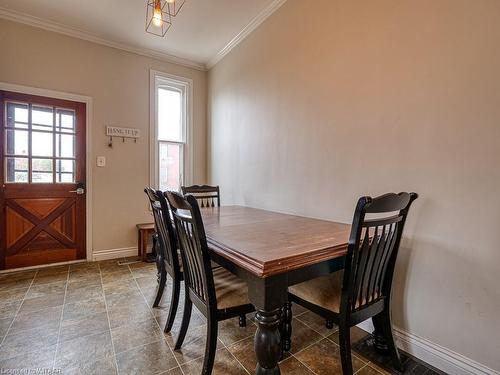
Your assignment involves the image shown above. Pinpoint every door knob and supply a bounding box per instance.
[69,187,85,195]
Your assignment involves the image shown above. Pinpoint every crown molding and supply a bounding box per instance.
[0,6,207,71]
[206,0,288,69]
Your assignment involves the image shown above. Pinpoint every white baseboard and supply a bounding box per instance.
[356,321,498,375]
[92,247,138,261]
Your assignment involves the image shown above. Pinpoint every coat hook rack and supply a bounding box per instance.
[106,126,140,148]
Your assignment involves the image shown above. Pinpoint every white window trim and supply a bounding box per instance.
[149,70,193,190]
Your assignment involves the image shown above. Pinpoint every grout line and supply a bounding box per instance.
[130,264,187,375]
[219,333,251,375]
[51,268,70,370]
[0,269,38,349]
[289,352,320,375]
[98,262,121,375]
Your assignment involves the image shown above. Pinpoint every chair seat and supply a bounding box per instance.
[213,267,250,309]
[289,271,344,313]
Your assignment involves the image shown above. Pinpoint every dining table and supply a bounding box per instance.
[200,205,353,374]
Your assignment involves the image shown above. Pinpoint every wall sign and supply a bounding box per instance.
[106,126,140,138]
[106,126,140,148]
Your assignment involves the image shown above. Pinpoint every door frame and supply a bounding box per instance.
[0,82,93,263]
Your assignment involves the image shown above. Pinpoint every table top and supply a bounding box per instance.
[201,206,351,278]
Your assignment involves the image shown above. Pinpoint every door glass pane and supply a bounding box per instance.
[56,159,75,183]
[32,131,53,157]
[158,88,182,142]
[56,109,76,133]
[159,142,182,191]
[6,129,28,155]
[55,134,75,158]
[32,159,53,183]
[5,157,28,183]
[32,106,53,131]
[6,102,28,129]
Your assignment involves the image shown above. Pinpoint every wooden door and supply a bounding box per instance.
[0,91,86,269]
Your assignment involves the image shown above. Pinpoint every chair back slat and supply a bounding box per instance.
[165,191,216,308]
[181,185,221,207]
[342,192,418,313]
[144,188,180,272]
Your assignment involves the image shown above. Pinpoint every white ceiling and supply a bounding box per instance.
[0,0,285,70]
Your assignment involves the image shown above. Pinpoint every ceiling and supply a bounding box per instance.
[0,0,286,70]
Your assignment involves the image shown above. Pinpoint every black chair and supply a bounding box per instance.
[144,188,183,333]
[181,184,220,207]
[287,192,418,374]
[165,191,255,374]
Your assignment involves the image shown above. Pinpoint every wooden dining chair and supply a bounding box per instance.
[181,184,220,207]
[165,191,255,375]
[144,188,184,333]
[287,192,418,374]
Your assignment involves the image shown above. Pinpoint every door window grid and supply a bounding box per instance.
[4,101,76,184]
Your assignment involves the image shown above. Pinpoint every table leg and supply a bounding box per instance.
[142,232,148,261]
[255,309,282,375]
[137,231,142,258]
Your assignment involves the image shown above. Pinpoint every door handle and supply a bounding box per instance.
[69,188,85,195]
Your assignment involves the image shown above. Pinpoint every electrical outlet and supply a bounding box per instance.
[96,156,106,167]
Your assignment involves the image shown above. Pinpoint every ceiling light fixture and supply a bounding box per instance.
[145,0,185,38]
[146,0,172,37]
[165,0,186,17]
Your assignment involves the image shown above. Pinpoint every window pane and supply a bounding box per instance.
[32,106,54,131]
[158,88,182,142]
[56,159,75,183]
[55,134,75,158]
[6,129,28,155]
[159,142,182,191]
[32,131,53,157]
[5,157,28,183]
[32,159,53,183]
[56,109,75,133]
[6,103,28,129]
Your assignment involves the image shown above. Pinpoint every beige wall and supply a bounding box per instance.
[209,0,500,370]
[0,19,207,253]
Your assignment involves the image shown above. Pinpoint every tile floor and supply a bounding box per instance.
[0,258,442,375]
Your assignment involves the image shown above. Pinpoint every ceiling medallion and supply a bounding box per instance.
[146,0,186,37]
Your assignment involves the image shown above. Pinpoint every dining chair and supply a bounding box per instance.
[165,191,255,375]
[144,188,184,333]
[287,192,418,374]
[181,184,220,207]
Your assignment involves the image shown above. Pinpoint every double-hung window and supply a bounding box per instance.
[151,71,192,191]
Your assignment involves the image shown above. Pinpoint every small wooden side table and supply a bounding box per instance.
[136,223,155,261]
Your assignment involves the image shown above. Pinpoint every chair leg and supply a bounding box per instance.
[239,315,247,327]
[164,277,181,333]
[326,319,334,329]
[339,323,353,375]
[153,268,167,308]
[174,297,192,349]
[282,302,292,352]
[202,318,218,375]
[380,307,404,372]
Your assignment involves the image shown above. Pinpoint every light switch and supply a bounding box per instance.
[96,156,106,167]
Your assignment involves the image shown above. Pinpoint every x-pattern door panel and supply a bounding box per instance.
[0,91,86,269]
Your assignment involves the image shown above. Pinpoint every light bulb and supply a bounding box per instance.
[152,0,163,27]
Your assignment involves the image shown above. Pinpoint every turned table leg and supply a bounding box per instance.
[255,309,282,375]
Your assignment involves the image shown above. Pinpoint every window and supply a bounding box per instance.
[151,71,192,192]
[4,101,76,184]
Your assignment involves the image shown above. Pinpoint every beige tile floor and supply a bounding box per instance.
[0,258,439,375]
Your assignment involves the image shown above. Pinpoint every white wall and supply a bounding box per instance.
[0,19,208,254]
[208,0,500,371]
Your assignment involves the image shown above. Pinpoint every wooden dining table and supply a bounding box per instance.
[201,205,352,374]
